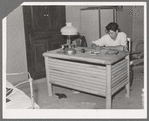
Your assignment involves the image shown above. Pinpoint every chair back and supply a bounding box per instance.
[127,38,131,52]
[72,36,87,47]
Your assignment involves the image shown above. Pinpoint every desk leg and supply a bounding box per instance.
[125,55,130,98]
[45,57,52,96]
[106,65,112,109]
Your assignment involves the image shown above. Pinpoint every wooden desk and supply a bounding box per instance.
[43,47,130,109]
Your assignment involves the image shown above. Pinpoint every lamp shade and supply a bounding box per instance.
[60,22,78,35]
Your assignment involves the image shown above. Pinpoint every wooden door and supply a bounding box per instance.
[23,6,66,79]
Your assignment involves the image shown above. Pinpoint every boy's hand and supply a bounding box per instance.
[91,43,97,49]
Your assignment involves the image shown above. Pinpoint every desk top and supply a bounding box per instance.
[43,47,129,65]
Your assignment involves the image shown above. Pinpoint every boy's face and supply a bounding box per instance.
[108,30,118,40]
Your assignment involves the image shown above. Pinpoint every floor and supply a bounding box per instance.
[19,66,144,109]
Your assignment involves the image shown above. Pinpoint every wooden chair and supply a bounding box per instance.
[127,38,131,52]
[127,38,144,66]
[72,36,87,47]
[127,38,144,87]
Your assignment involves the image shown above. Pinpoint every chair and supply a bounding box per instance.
[127,38,144,66]
[127,38,144,86]
[127,38,131,52]
[127,38,133,65]
[127,38,144,65]
[72,36,87,47]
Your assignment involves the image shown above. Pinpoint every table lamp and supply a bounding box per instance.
[60,22,78,55]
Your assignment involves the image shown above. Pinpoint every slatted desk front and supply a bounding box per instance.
[43,47,130,109]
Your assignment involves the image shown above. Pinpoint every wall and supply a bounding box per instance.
[6,5,28,84]
[65,5,86,34]
[132,6,144,51]
[132,6,144,40]
[117,6,144,51]
[117,6,133,40]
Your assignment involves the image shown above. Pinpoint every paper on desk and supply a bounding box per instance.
[105,50,119,55]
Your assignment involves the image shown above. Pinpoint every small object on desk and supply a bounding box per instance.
[61,45,64,50]
[105,50,119,55]
[90,51,101,55]
[96,46,103,51]
[64,48,76,55]
[71,44,75,48]
[55,93,67,99]
[101,46,106,49]
[62,44,69,50]
[89,51,93,54]
[80,48,85,53]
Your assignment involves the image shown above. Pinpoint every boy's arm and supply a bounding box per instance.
[104,45,125,51]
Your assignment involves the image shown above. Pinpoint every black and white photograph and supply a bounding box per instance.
[2,1,147,119]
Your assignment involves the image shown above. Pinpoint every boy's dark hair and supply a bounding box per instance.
[105,22,119,32]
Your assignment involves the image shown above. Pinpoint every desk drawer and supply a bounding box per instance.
[48,58,107,96]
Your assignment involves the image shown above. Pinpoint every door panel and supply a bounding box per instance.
[32,6,50,32]
[49,6,66,29]
[30,39,48,79]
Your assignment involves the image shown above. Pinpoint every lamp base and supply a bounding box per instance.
[64,48,76,55]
